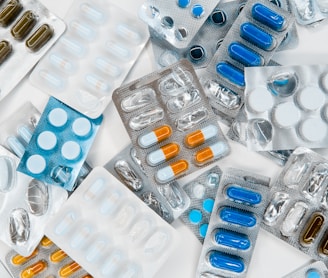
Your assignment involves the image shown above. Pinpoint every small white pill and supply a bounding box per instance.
[70,21,96,41]
[297,86,325,111]
[61,141,81,160]
[273,102,301,128]
[72,117,91,137]
[37,131,57,150]
[48,108,68,127]
[299,118,327,142]
[247,87,274,113]
[40,70,65,90]
[26,154,46,174]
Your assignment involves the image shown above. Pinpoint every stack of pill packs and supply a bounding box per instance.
[3,0,328,277]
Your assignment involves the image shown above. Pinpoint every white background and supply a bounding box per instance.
[1,0,328,277]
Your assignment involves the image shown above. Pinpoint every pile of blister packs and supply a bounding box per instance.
[1,0,328,277]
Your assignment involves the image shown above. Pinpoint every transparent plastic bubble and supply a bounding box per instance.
[50,165,73,185]
[158,182,185,209]
[114,160,143,192]
[267,71,298,97]
[176,107,208,131]
[321,186,328,208]
[207,173,220,188]
[317,0,328,12]
[9,208,30,245]
[129,107,164,131]
[263,192,290,225]
[280,202,307,237]
[158,50,179,67]
[283,153,311,187]
[293,0,315,20]
[26,179,49,216]
[166,87,200,113]
[121,88,156,112]
[141,192,171,222]
[205,80,241,110]
[159,68,193,96]
[303,163,328,197]
[130,148,146,174]
[0,156,16,193]
[249,119,272,146]
[267,150,293,165]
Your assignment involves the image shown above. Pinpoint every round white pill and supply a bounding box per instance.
[26,155,46,174]
[297,86,324,111]
[273,102,301,128]
[37,131,57,150]
[48,108,68,127]
[320,72,328,92]
[192,183,205,199]
[72,117,92,137]
[299,118,327,142]
[247,87,274,113]
[61,141,81,160]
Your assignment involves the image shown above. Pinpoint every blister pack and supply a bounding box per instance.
[105,144,190,223]
[139,0,221,49]
[244,64,328,151]
[112,60,230,187]
[288,0,328,26]
[282,260,328,278]
[29,0,148,119]
[196,168,270,278]
[262,147,328,265]
[17,97,103,191]
[0,0,66,100]
[150,0,298,70]
[180,166,221,243]
[198,0,295,122]
[0,145,67,257]
[45,167,180,278]
[5,236,92,278]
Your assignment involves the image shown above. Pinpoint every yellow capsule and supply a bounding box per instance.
[50,249,67,263]
[59,261,81,277]
[11,10,37,40]
[12,248,38,265]
[40,236,53,247]
[82,275,93,278]
[0,0,23,27]
[20,260,47,278]
[0,40,12,65]
[26,24,53,52]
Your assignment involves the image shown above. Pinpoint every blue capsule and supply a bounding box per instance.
[178,0,190,8]
[209,251,245,273]
[228,42,263,67]
[240,22,275,51]
[219,207,256,227]
[252,3,286,31]
[216,62,245,87]
[226,185,262,205]
[214,229,251,250]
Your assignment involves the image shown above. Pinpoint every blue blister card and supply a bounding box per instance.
[17,97,103,191]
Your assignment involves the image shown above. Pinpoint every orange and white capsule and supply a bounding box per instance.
[59,262,81,277]
[194,142,229,165]
[138,125,172,148]
[12,249,38,265]
[82,275,93,278]
[147,143,180,166]
[185,124,218,148]
[155,159,188,183]
[40,237,53,247]
[50,249,67,263]
[20,260,47,278]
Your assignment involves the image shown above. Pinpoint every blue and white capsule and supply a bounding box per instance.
[252,3,286,31]
[240,22,275,51]
[219,207,257,227]
[228,42,264,67]
[216,62,245,87]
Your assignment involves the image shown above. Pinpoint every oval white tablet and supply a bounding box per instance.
[61,141,81,160]
[247,87,274,113]
[297,86,325,111]
[273,102,301,128]
[26,155,46,174]
[48,108,68,127]
[299,118,327,142]
[72,117,91,137]
[37,131,57,150]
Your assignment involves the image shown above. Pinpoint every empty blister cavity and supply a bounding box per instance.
[280,202,308,237]
[303,163,328,197]
[166,88,200,113]
[249,119,273,146]
[263,192,290,225]
[283,152,311,187]
[176,107,208,131]
[121,88,156,112]
[0,156,16,192]
[9,208,30,245]
[129,107,164,130]
[26,179,49,216]
[292,0,315,21]
[114,160,143,191]
[158,182,187,209]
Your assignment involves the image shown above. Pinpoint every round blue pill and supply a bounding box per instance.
[203,198,214,213]
[178,0,190,8]
[189,209,202,224]
[306,269,321,278]
[192,4,204,18]
[199,223,208,238]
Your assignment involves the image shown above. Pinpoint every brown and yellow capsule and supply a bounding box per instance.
[0,0,23,27]
[11,10,37,40]
[11,248,38,265]
[26,24,53,52]
[301,213,324,245]
[20,260,47,278]
[40,236,53,247]
[0,40,12,64]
